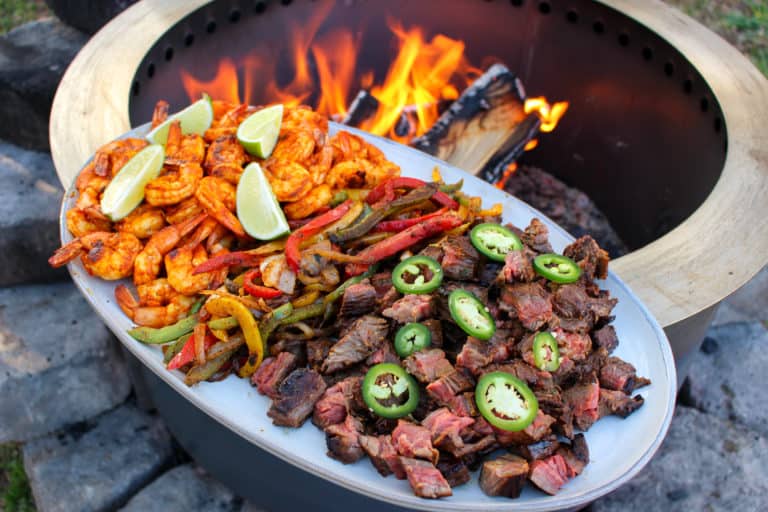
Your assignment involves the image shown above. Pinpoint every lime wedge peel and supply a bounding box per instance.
[146,94,214,145]
[100,144,165,221]
[236,162,290,240]
[237,104,284,158]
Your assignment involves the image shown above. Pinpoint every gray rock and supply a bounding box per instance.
[45,0,137,35]
[592,406,768,512]
[0,282,131,442]
[0,18,87,150]
[679,321,768,437]
[0,140,67,285]
[713,265,768,326]
[23,405,173,512]
[120,464,240,512]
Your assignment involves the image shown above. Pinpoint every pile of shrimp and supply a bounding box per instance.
[49,100,401,328]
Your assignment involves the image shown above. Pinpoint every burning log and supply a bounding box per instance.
[410,64,539,176]
[342,90,379,128]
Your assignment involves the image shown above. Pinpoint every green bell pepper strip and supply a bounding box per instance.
[259,302,294,343]
[475,372,539,431]
[362,363,420,419]
[448,289,496,340]
[533,332,561,372]
[533,253,582,284]
[392,255,443,294]
[324,264,380,305]
[127,297,204,344]
[394,323,432,358]
[163,332,192,364]
[470,223,523,262]
[184,347,238,387]
[207,316,239,330]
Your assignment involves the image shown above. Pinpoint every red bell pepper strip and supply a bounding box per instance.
[346,213,463,275]
[366,177,458,210]
[167,331,216,370]
[192,250,262,275]
[372,207,449,233]
[242,269,282,299]
[285,200,354,272]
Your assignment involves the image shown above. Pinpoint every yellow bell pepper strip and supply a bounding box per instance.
[205,296,263,378]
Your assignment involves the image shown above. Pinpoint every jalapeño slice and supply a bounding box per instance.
[392,255,443,294]
[475,372,538,431]
[533,253,582,284]
[362,363,420,419]
[470,223,523,262]
[394,323,432,358]
[448,289,496,341]
[533,332,561,372]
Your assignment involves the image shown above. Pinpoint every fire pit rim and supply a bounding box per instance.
[49,0,768,328]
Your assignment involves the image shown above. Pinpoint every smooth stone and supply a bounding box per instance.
[591,406,768,512]
[0,140,66,285]
[0,282,131,442]
[120,464,240,512]
[23,405,173,512]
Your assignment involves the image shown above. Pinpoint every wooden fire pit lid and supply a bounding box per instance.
[49,0,768,328]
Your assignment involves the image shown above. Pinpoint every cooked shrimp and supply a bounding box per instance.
[136,278,177,307]
[283,184,332,220]
[204,103,258,141]
[144,163,203,207]
[271,130,316,163]
[75,161,109,195]
[166,244,212,295]
[115,284,197,328]
[204,134,247,173]
[94,138,149,177]
[194,176,245,237]
[183,216,219,248]
[133,213,207,285]
[151,100,169,129]
[66,208,112,238]
[164,120,206,166]
[115,205,166,239]
[49,232,142,280]
[264,160,313,202]
[307,144,334,185]
[164,197,203,225]
[325,159,376,190]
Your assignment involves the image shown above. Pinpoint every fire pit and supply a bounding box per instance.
[48,0,768,509]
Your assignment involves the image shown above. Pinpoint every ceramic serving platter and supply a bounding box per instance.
[59,122,676,511]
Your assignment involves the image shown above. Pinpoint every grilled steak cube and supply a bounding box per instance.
[268,368,327,427]
[440,236,479,281]
[392,420,439,464]
[494,410,556,446]
[598,388,645,418]
[563,375,601,431]
[339,279,378,317]
[436,457,471,488]
[446,391,478,417]
[403,349,454,384]
[515,435,561,461]
[599,357,651,393]
[521,218,553,254]
[422,407,475,454]
[360,434,405,478]
[557,433,589,475]
[563,235,609,280]
[400,457,453,499]
[313,376,361,430]
[529,453,576,495]
[499,282,553,331]
[325,414,364,463]
[499,248,536,283]
[321,315,388,373]
[306,339,333,371]
[251,351,298,399]
[426,369,475,405]
[422,318,443,348]
[479,454,529,498]
[382,294,436,323]
[592,324,619,353]
[553,328,592,361]
[365,341,400,366]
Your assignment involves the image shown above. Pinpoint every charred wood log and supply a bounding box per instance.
[342,90,379,128]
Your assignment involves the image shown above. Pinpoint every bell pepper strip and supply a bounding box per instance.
[470,223,523,262]
[194,322,208,365]
[372,208,448,233]
[292,290,320,308]
[362,363,420,419]
[279,302,326,326]
[184,348,239,386]
[323,264,380,305]
[365,177,458,210]
[330,190,349,207]
[167,331,216,371]
[449,289,496,341]
[128,314,198,344]
[533,332,561,372]
[285,199,354,272]
[205,296,263,378]
[475,372,538,431]
[533,253,582,284]
[331,185,438,243]
[394,323,432,358]
[207,316,239,330]
[192,250,262,275]
[346,213,463,276]
[242,269,282,298]
[163,332,192,364]
[258,302,294,343]
[392,255,443,294]
[439,179,464,194]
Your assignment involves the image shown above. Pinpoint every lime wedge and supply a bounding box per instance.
[146,94,214,145]
[100,144,164,221]
[236,162,290,240]
[236,104,284,158]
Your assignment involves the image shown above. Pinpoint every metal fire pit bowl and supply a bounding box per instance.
[49,0,768,508]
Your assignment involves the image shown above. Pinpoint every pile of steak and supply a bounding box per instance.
[250,218,649,500]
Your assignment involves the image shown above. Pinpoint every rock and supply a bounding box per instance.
[679,321,768,437]
[45,0,137,35]
[23,405,174,512]
[591,406,768,512]
[0,282,131,443]
[0,18,87,150]
[120,464,240,512]
[713,265,768,326]
[0,140,67,285]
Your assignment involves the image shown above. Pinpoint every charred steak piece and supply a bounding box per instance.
[500,282,553,331]
[436,457,471,488]
[251,351,298,399]
[339,279,378,317]
[479,454,529,498]
[494,410,556,446]
[392,420,439,464]
[592,324,619,353]
[403,349,454,384]
[400,457,453,499]
[306,339,333,371]
[499,248,536,284]
[598,388,645,418]
[521,218,554,254]
[421,408,475,454]
[360,434,405,478]
[325,414,365,463]
[529,453,576,495]
[563,235,610,281]
[557,433,590,476]
[313,376,362,430]
[515,435,561,461]
[382,294,436,323]
[268,368,327,427]
[563,375,601,431]
[426,369,475,405]
[422,319,443,348]
[599,357,651,393]
[440,235,479,281]
[321,315,388,373]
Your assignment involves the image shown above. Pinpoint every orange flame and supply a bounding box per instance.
[524,97,569,132]
[181,59,240,104]
[495,162,518,190]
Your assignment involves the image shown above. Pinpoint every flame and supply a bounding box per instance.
[524,97,569,132]
[524,139,539,151]
[495,162,518,190]
[181,59,240,104]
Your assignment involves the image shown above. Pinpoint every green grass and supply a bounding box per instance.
[0,0,50,34]
[0,444,35,512]
[666,0,768,76]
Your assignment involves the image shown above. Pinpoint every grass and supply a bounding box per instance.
[0,444,35,512]
[0,0,50,34]
[665,0,768,76]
